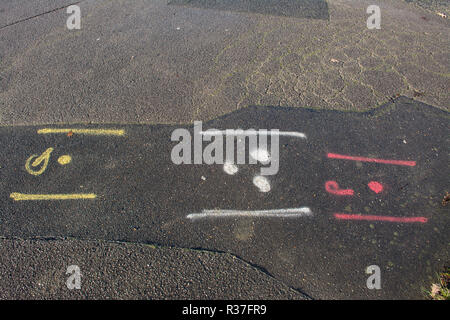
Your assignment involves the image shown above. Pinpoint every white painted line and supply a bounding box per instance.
[187,207,313,219]
[200,130,307,139]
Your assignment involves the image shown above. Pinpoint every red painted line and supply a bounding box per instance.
[334,213,428,223]
[325,181,354,196]
[327,153,416,166]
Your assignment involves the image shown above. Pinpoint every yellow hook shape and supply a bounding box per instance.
[25,147,54,176]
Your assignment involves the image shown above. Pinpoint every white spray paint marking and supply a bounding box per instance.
[223,162,239,175]
[200,130,307,139]
[253,175,271,192]
[250,148,270,164]
[187,207,313,219]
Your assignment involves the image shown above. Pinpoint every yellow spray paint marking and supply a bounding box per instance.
[57,155,72,165]
[37,128,126,136]
[25,148,54,176]
[10,193,97,201]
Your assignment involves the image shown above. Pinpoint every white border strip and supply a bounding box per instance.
[187,207,313,219]
[200,130,307,139]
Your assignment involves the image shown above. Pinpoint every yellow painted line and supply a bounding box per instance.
[37,128,126,136]
[10,193,97,201]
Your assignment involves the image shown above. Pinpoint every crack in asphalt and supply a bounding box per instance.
[0,235,315,300]
[0,1,83,30]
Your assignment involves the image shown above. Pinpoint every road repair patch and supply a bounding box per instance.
[0,97,448,299]
[168,0,330,19]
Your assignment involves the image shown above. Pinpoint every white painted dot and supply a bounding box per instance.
[250,148,270,164]
[223,163,238,175]
[253,175,271,193]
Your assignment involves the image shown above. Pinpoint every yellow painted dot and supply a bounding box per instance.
[58,155,72,165]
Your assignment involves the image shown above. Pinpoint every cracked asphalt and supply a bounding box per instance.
[0,0,449,300]
[0,0,448,125]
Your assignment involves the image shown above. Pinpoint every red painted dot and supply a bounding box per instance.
[368,181,384,194]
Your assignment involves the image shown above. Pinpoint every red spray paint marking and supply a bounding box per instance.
[327,153,416,167]
[325,181,354,196]
[334,213,428,223]
[368,181,384,194]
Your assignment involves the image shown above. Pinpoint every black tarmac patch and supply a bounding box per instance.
[168,0,330,20]
[0,97,448,299]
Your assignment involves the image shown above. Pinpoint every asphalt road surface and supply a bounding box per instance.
[0,0,448,300]
[1,97,448,299]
